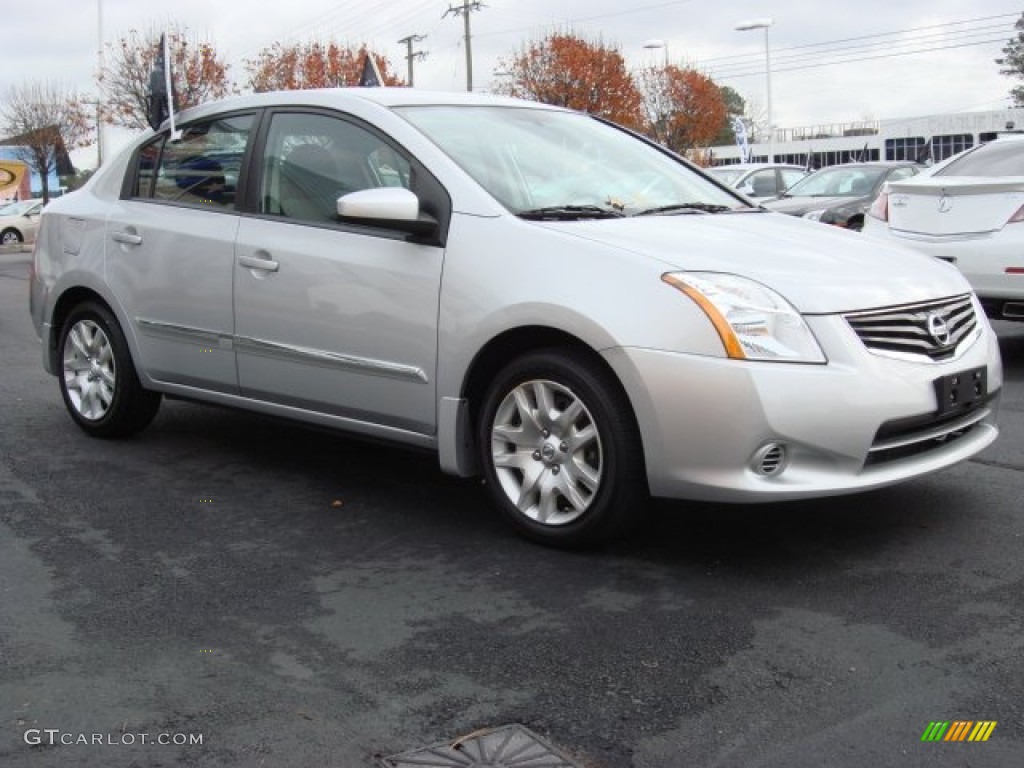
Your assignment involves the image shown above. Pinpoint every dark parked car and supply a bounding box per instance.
[762,161,921,231]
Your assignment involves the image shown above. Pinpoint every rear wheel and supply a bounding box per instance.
[58,302,161,437]
[477,349,648,548]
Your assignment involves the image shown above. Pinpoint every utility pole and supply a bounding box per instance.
[444,1,483,92]
[396,34,427,87]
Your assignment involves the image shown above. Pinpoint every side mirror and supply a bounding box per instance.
[337,187,437,237]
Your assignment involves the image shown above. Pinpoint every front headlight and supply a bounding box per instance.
[802,209,826,221]
[662,272,826,363]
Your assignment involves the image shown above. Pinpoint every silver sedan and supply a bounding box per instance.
[29,89,1001,547]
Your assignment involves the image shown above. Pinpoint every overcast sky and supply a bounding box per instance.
[3,0,1022,166]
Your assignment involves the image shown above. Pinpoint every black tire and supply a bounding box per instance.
[1,228,22,245]
[57,301,161,438]
[477,348,648,548]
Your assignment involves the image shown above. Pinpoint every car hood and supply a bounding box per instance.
[539,211,970,315]
[762,194,865,216]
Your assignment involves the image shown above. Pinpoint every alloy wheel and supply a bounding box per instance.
[489,378,603,526]
[62,319,116,420]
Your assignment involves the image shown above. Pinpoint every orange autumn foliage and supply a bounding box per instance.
[639,65,727,154]
[245,42,403,92]
[496,34,644,130]
[100,25,233,131]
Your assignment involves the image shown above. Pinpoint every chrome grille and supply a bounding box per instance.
[844,294,978,362]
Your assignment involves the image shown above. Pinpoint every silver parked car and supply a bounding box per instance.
[29,90,1001,547]
[705,163,808,201]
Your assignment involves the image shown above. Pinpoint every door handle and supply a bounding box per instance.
[111,231,143,245]
[238,254,280,272]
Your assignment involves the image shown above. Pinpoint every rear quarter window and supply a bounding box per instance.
[936,140,1024,177]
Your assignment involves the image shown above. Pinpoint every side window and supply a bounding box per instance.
[748,170,778,197]
[780,169,805,189]
[888,167,918,182]
[259,112,412,225]
[144,114,253,210]
[134,139,162,198]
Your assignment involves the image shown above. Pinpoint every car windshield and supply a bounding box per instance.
[395,105,745,217]
[707,168,745,185]
[935,139,1024,177]
[783,166,887,197]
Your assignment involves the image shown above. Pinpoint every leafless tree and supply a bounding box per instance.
[0,80,93,203]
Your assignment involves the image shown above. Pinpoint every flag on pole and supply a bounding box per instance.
[729,116,750,163]
[915,139,933,165]
[358,54,384,87]
[146,33,178,135]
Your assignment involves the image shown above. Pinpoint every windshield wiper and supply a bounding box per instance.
[633,202,733,216]
[517,205,626,221]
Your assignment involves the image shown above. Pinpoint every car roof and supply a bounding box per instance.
[711,163,805,170]
[809,161,920,170]
[169,88,566,126]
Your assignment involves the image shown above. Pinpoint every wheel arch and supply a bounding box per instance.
[440,324,646,483]
[47,287,115,372]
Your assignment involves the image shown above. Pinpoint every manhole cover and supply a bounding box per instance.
[380,724,582,767]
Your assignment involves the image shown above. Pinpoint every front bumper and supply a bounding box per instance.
[603,311,1001,502]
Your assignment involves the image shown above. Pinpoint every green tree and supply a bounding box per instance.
[996,12,1024,106]
[711,85,746,145]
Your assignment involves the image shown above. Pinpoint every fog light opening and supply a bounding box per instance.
[1003,301,1024,319]
[751,442,789,476]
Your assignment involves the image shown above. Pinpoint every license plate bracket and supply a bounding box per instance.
[934,366,986,415]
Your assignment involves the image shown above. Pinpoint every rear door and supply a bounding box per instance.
[105,113,255,393]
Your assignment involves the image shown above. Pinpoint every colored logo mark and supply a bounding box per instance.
[921,721,996,742]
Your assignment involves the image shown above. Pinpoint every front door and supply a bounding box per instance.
[233,110,444,436]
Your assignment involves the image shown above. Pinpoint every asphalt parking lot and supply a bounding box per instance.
[1,247,1022,767]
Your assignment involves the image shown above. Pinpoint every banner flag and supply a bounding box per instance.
[146,33,179,136]
[729,116,750,163]
[358,54,384,87]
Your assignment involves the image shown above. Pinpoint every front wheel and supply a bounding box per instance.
[477,349,648,548]
[58,302,162,437]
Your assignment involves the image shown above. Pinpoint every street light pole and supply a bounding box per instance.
[641,38,669,67]
[96,0,105,167]
[735,18,774,164]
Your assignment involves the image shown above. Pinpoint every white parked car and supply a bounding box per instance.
[0,198,44,245]
[706,163,808,201]
[29,89,1001,547]
[863,133,1024,322]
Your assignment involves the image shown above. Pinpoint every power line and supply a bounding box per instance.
[473,0,696,40]
[708,24,1013,78]
[711,36,1009,81]
[702,12,1018,65]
